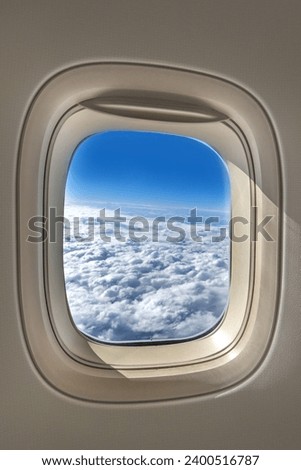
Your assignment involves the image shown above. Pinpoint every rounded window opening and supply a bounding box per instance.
[63,130,231,344]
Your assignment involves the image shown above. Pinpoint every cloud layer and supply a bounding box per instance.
[63,205,230,343]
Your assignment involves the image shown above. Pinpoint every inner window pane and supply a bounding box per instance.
[63,130,231,344]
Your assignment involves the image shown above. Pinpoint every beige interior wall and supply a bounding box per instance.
[0,0,300,449]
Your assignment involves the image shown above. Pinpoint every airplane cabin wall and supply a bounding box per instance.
[0,0,301,449]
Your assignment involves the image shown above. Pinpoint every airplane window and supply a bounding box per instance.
[19,63,280,395]
[63,130,231,344]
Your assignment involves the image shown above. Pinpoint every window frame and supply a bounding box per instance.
[47,107,251,369]
[18,63,281,400]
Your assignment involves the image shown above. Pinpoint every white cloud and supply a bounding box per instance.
[63,204,230,343]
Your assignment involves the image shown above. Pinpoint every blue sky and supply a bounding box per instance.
[65,130,230,213]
